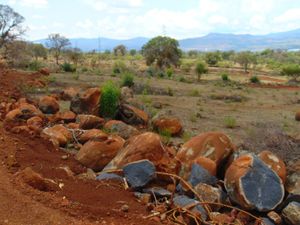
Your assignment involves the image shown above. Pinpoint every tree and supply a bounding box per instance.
[205,52,222,66]
[195,62,208,81]
[113,44,127,56]
[142,36,181,69]
[29,43,47,60]
[235,51,257,73]
[129,49,137,56]
[65,47,82,66]
[5,40,31,67]
[281,64,300,80]
[0,4,25,49]
[46,33,70,65]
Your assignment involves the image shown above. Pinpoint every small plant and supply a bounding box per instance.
[61,62,76,72]
[158,70,165,78]
[146,66,156,77]
[189,89,200,97]
[181,62,192,73]
[178,76,187,82]
[220,72,230,81]
[167,87,174,96]
[250,76,260,83]
[28,60,43,71]
[182,131,193,142]
[159,129,172,144]
[121,72,134,87]
[99,81,120,118]
[73,73,79,80]
[113,60,127,74]
[189,113,197,123]
[166,68,173,78]
[224,116,237,129]
[195,61,208,81]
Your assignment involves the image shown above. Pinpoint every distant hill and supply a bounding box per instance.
[35,28,300,52]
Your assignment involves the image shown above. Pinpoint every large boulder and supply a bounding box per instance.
[27,116,44,132]
[54,111,76,123]
[5,103,42,123]
[76,114,105,129]
[41,124,72,147]
[295,111,300,121]
[225,154,285,211]
[258,150,287,183]
[103,132,180,174]
[117,104,149,126]
[152,110,183,136]
[104,120,139,139]
[61,87,79,101]
[120,87,134,103]
[177,132,235,178]
[38,96,60,114]
[70,87,101,115]
[78,129,108,144]
[38,68,50,76]
[76,135,125,171]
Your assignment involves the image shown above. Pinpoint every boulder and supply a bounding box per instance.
[66,123,80,129]
[41,125,72,147]
[258,150,287,183]
[120,87,134,103]
[76,135,125,171]
[61,87,79,101]
[152,110,183,136]
[38,96,60,114]
[104,120,139,139]
[78,129,108,143]
[103,132,180,174]
[18,167,58,192]
[295,111,300,121]
[177,132,235,178]
[54,111,76,123]
[70,87,101,115]
[282,202,300,225]
[173,195,207,221]
[286,172,300,195]
[123,160,156,189]
[38,68,50,76]
[27,116,44,132]
[117,104,149,126]
[225,154,285,211]
[5,103,42,122]
[76,114,105,129]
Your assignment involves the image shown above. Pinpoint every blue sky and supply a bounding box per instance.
[3,0,300,40]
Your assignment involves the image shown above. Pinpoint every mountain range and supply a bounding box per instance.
[35,28,300,52]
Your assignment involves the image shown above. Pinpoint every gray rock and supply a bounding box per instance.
[173,195,207,221]
[143,187,172,198]
[123,160,156,189]
[189,163,218,186]
[96,173,123,181]
[282,201,300,225]
[261,217,275,225]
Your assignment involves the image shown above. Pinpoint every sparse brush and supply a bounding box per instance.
[250,76,260,83]
[159,129,172,144]
[113,60,127,74]
[220,72,230,81]
[121,72,134,87]
[224,116,237,128]
[61,62,76,72]
[99,81,120,118]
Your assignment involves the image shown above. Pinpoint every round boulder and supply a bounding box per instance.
[78,129,108,144]
[225,154,285,212]
[38,96,59,114]
[117,104,149,126]
[104,120,139,139]
[41,124,72,147]
[76,114,105,129]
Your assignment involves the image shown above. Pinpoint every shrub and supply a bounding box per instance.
[159,129,172,144]
[195,61,208,81]
[281,64,300,79]
[121,72,134,87]
[61,62,76,72]
[167,87,174,96]
[113,60,127,74]
[178,76,187,82]
[99,81,120,118]
[224,116,237,129]
[146,66,156,77]
[220,72,230,81]
[181,62,192,73]
[166,68,173,78]
[250,76,260,83]
[28,60,43,71]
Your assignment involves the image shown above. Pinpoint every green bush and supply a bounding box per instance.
[220,72,230,81]
[99,81,120,118]
[195,61,208,81]
[166,68,173,78]
[250,76,260,83]
[158,70,165,78]
[181,62,192,73]
[28,60,43,71]
[121,72,134,87]
[62,62,76,72]
[281,64,300,78]
[113,60,127,74]
[146,66,156,77]
[178,76,187,82]
[224,116,237,129]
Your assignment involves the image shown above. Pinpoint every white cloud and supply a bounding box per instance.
[8,0,48,8]
[274,8,300,23]
[208,15,229,25]
[76,19,94,30]
[84,0,143,13]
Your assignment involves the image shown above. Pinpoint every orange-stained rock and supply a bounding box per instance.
[177,132,235,176]
[225,154,284,212]
[76,114,105,129]
[66,123,80,129]
[5,103,42,122]
[118,104,149,126]
[41,124,72,147]
[78,129,108,143]
[152,117,182,136]
[61,87,79,101]
[55,111,76,123]
[27,116,44,132]
[103,132,180,174]
[38,96,59,114]
[194,156,217,176]
[209,212,233,224]
[38,68,50,76]
[295,111,300,121]
[11,125,32,134]
[70,87,101,115]
[76,135,125,171]
[258,150,287,183]
[104,120,139,139]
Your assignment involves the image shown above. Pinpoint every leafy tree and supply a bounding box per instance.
[129,49,137,56]
[4,40,31,67]
[65,47,82,66]
[46,33,70,65]
[281,64,300,79]
[0,4,25,49]
[187,50,198,58]
[113,44,127,56]
[205,52,222,66]
[29,43,47,60]
[195,62,208,81]
[235,51,257,72]
[142,36,181,69]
